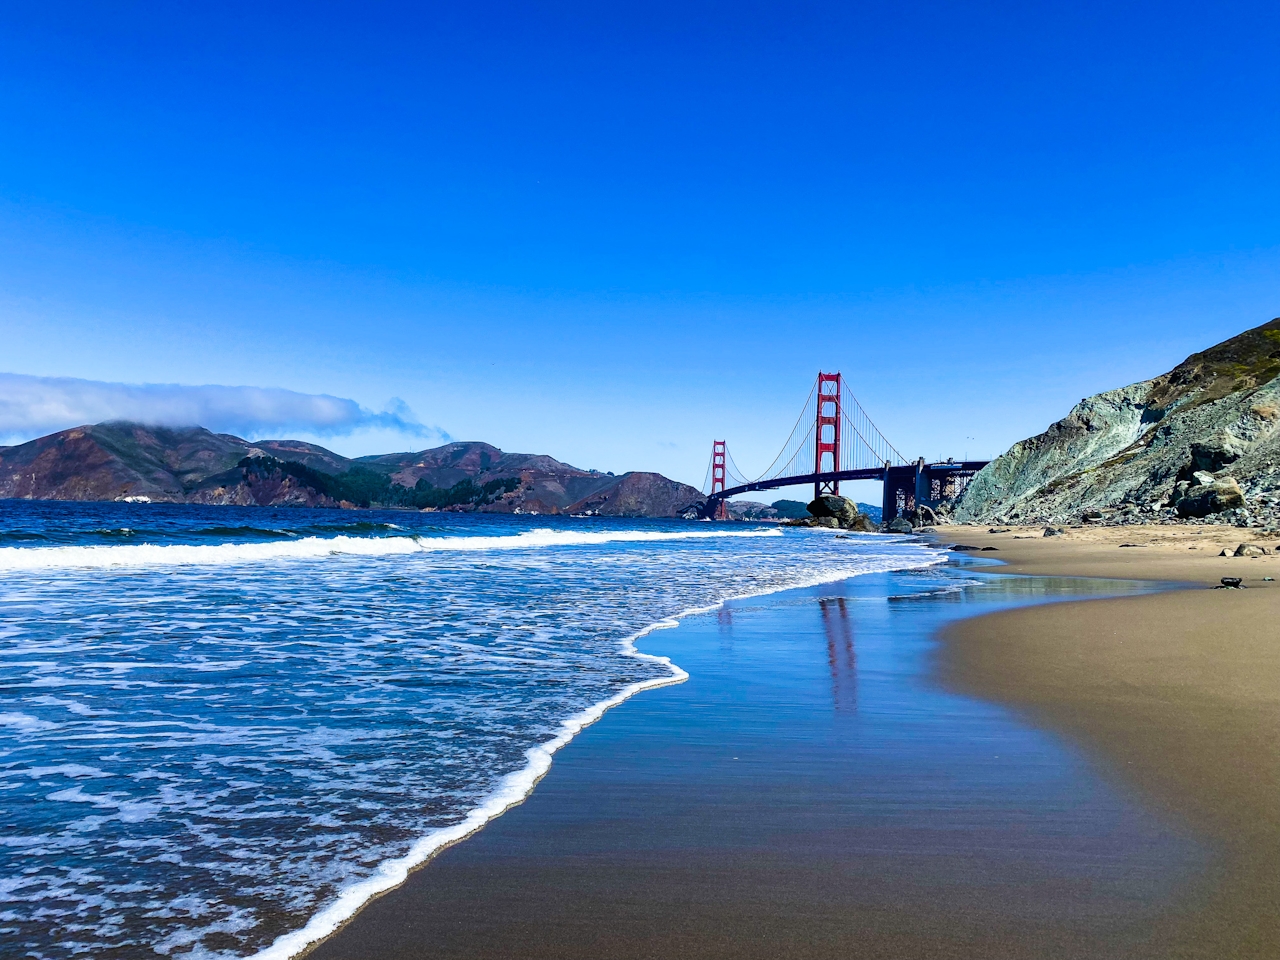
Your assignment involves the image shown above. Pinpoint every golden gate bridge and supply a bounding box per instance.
[701,372,988,523]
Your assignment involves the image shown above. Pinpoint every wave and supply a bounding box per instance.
[248,548,945,960]
[0,527,784,571]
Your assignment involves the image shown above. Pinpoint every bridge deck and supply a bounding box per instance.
[711,462,989,504]
[712,469,888,502]
[706,461,990,522]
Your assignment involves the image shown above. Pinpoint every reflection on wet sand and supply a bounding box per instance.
[819,596,856,711]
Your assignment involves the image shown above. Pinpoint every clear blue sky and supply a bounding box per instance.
[2,2,1278,500]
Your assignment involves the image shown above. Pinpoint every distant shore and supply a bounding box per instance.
[936,524,1280,957]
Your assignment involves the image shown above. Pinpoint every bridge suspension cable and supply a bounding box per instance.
[700,373,906,496]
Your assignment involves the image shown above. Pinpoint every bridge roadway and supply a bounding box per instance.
[706,460,991,523]
[711,468,887,501]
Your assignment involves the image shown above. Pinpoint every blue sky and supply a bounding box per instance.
[2,1,1278,500]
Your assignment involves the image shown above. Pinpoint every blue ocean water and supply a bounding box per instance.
[0,501,941,959]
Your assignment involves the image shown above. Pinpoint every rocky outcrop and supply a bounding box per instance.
[954,318,1280,527]
[784,495,877,531]
[1172,472,1245,518]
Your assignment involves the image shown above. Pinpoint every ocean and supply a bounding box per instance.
[0,501,942,959]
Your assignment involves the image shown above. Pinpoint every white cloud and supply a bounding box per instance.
[0,373,447,445]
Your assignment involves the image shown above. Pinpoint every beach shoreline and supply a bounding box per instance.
[0,508,951,960]
[258,554,948,960]
[935,523,1280,957]
[302,546,1232,960]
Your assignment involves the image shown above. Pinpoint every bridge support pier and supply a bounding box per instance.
[881,459,985,526]
[881,463,919,526]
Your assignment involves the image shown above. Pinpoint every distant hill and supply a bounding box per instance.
[767,499,809,520]
[955,318,1280,526]
[0,422,707,518]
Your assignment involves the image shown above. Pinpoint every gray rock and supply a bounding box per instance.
[807,495,875,532]
[1234,543,1268,557]
[951,321,1280,525]
[1190,432,1245,473]
[807,495,852,519]
[1043,527,1064,537]
[886,517,914,533]
[1176,477,1245,518]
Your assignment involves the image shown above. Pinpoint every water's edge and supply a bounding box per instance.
[268,557,945,960]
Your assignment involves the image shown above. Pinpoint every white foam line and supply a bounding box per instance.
[252,547,945,960]
[0,527,783,572]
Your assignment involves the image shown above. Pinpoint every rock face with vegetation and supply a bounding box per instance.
[0,423,705,517]
[954,318,1280,527]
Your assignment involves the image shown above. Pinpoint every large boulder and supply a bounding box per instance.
[1173,475,1245,518]
[845,513,878,533]
[1189,432,1246,473]
[808,495,855,520]
[886,517,913,533]
[807,495,875,532]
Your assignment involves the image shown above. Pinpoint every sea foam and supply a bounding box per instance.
[0,503,942,960]
[248,551,943,960]
[0,526,782,571]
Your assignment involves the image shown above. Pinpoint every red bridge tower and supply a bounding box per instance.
[815,372,841,500]
[710,440,729,520]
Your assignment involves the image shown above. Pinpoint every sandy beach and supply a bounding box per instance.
[299,532,1280,960]
[938,524,1280,957]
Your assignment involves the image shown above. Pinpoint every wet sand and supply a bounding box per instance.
[304,564,1217,960]
[938,525,1280,957]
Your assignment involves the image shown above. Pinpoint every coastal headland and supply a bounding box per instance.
[0,426,707,517]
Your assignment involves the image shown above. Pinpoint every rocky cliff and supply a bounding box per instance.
[954,318,1280,527]
[0,423,707,518]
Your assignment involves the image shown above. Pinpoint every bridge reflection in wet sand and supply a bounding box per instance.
[820,596,857,712]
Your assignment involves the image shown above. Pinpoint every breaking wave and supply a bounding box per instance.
[0,527,783,571]
[247,553,938,960]
[0,502,940,960]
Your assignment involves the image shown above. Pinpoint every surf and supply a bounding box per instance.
[0,526,784,571]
